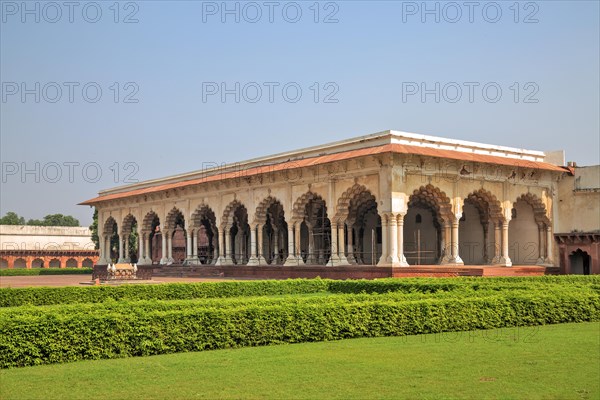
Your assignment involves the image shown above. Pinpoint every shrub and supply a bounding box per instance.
[1,289,598,368]
[0,268,93,277]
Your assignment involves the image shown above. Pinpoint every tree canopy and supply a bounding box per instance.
[0,212,25,225]
[0,212,80,227]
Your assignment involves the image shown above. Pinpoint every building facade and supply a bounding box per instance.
[555,165,600,274]
[0,225,99,268]
[80,131,578,271]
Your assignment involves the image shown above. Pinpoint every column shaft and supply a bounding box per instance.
[138,234,144,264]
[537,224,545,263]
[449,221,464,265]
[397,214,408,266]
[499,221,512,266]
[545,226,553,265]
[377,216,388,266]
[118,235,124,262]
[247,226,259,266]
[146,235,152,263]
[257,224,266,264]
[192,231,198,257]
[160,232,168,264]
[337,224,349,265]
[387,214,399,264]
[284,225,297,265]
[295,223,304,265]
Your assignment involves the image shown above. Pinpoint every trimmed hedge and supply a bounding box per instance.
[2,276,600,308]
[1,289,598,368]
[0,280,330,307]
[0,268,93,277]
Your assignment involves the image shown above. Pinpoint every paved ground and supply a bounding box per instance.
[0,275,236,288]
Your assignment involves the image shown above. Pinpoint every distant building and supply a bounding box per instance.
[555,165,600,274]
[0,225,99,268]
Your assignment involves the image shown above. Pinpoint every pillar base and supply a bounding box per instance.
[386,256,400,265]
[398,255,409,267]
[214,256,234,266]
[98,257,110,265]
[447,255,464,266]
[283,256,304,266]
[542,257,554,266]
[140,257,153,265]
[376,255,389,267]
[338,255,350,266]
[328,254,341,266]
[117,258,128,264]
[246,256,260,266]
[183,257,201,265]
[498,256,512,267]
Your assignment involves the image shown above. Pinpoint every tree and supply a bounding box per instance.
[90,208,100,250]
[0,212,26,225]
[39,214,80,227]
[0,211,80,227]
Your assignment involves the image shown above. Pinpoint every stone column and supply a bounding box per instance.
[346,224,356,264]
[145,234,152,264]
[482,222,489,263]
[166,231,174,264]
[545,225,554,265]
[307,225,315,264]
[377,214,388,266]
[105,235,112,263]
[536,223,545,264]
[257,224,267,265]
[138,233,144,265]
[192,231,198,258]
[247,225,260,266]
[215,228,232,265]
[438,223,452,264]
[499,221,512,266]
[295,223,304,265]
[184,229,200,265]
[337,224,349,265]
[448,220,464,265]
[160,231,168,264]
[387,213,400,265]
[225,230,234,263]
[117,234,125,263]
[490,222,501,264]
[328,222,341,266]
[123,235,130,262]
[98,234,107,264]
[397,213,409,266]
[284,224,297,266]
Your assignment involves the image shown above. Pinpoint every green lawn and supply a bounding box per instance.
[1,322,598,400]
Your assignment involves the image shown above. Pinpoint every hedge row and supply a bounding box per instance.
[0,279,330,307]
[0,268,93,277]
[1,290,598,368]
[0,288,511,319]
[2,276,599,308]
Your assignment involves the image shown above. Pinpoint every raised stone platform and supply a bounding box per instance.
[146,264,559,280]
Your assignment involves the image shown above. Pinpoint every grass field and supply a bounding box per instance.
[1,322,598,400]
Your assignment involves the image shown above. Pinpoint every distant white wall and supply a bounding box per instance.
[0,225,95,251]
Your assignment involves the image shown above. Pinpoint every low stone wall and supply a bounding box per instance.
[147,264,559,279]
[92,265,154,280]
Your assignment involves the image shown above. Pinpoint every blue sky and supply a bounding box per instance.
[1,0,599,225]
